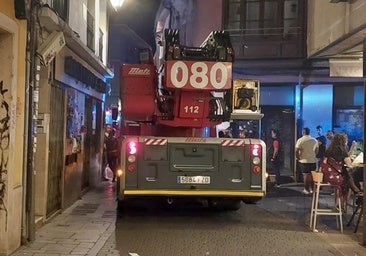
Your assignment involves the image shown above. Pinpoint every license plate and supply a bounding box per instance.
[177,176,210,184]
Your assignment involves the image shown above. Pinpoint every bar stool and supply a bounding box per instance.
[310,171,343,233]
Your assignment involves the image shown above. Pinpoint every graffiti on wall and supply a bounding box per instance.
[0,80,10,227]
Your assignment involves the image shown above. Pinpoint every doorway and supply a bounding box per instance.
[47,85,64,217]
[261,106,295,179]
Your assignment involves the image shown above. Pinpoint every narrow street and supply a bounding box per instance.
[11,181,366,256]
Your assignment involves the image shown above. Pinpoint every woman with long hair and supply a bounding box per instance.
[323,133,361,211]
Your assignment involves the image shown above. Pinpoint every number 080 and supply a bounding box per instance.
[169,61,229,89]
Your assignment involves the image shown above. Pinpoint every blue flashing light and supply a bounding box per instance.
[104,74,114,79]
[204,127,210,137]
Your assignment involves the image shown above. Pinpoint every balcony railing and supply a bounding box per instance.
[226,26,305,59]
[226,26,302,39]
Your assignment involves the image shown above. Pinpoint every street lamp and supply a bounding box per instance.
[110,0,125,9]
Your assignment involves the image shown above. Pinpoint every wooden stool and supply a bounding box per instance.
[310,171,343,233]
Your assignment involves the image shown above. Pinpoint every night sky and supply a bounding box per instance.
[109,0,161,51]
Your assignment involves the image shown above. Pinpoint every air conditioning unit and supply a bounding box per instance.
[37,31,66,66]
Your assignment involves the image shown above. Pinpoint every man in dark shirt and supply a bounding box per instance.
[105,128,120,181]
[268,129,283,187]
[315,125,326,170]
[325,130,334,148]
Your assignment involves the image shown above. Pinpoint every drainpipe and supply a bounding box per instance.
[21,5,31,244]
[295,73,303,182]
[23,0,40,242]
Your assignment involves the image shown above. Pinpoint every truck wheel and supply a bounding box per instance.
[223,198,242,211]
[208,198,241,211]
[242,197,262,204]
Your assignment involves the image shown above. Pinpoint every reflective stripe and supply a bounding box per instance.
[123,189,264,197]
[221,139,245,146]
[144,138,167,145]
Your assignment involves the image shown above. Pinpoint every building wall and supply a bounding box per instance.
[306,0,365,143]
[68,0,88,44]
[190,0,222,46]
[55,47,104,209]
[99,0,108,63]
[34,0,109,226]
[152,0,222,47]
[0,1,27,255]
[68,0,109,66]
[307,0,366,57]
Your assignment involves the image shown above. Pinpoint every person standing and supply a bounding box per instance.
[105,128,120,182]
[315,125,326,169]
[102,124,113,181]
[268,129,283,187]
[295,127,319,195]
[325,130,334,148]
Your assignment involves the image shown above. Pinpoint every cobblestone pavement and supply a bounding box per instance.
[12,182,117,256]
[261,184,366,256]
[11,181,366,256]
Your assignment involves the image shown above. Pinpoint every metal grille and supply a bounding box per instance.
[47,85,65,217]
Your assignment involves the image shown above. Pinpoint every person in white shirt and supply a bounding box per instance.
[295,127,319,195]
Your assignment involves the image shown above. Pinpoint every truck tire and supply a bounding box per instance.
[208,198,241,211]
[242,197,262,204]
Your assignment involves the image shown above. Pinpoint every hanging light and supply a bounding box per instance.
[110,0,125,9]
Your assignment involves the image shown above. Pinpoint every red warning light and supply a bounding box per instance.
[128,141,137,155]
[251,144,261,157]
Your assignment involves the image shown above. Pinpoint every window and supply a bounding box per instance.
[99,29,104,61]
[50,0,69,21]
[283,0,299,37]
[87,0,96,52]
[224,0,299,38]
[87,10,95,52]
[226,0,242,29]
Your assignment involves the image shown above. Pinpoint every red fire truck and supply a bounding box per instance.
[115,30,266,210]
